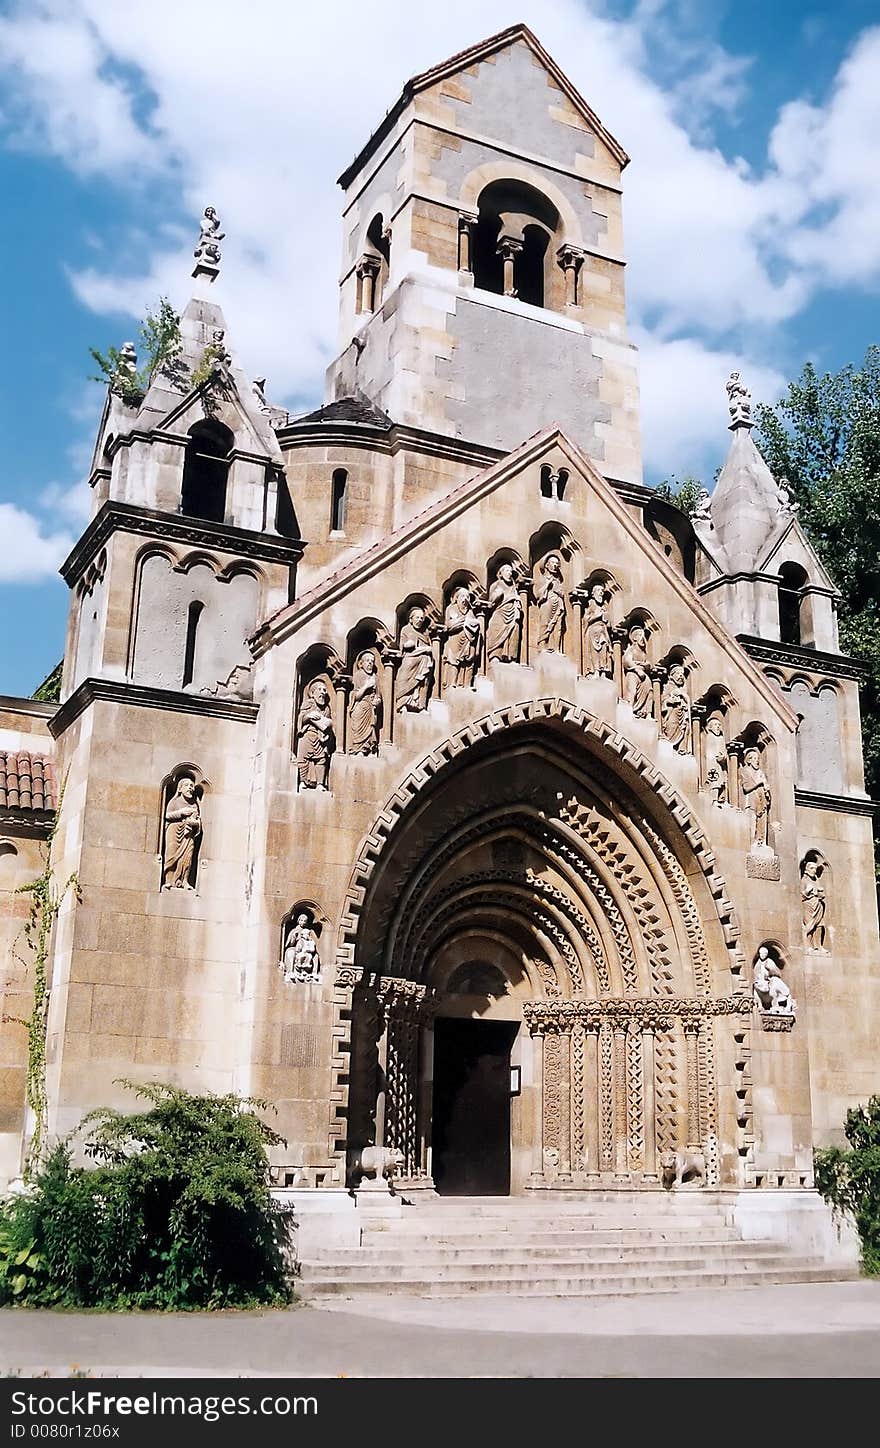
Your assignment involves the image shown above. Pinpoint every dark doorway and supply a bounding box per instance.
[432,1018,518,1196]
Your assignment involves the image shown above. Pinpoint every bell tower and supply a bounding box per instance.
[326,23,642,485]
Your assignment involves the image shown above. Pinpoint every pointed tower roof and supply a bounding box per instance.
[708,372,792,573]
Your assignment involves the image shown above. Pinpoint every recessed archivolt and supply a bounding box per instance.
[336,699,743,982]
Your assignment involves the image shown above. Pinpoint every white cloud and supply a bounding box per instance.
[0,0,877,487]
[0,504,73,582]
[635,331,785,479]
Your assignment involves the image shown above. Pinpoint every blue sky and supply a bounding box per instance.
[0,0,878,696]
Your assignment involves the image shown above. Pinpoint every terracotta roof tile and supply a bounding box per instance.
[0,751,56,813]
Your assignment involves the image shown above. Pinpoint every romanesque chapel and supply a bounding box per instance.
[2,27,878,1252]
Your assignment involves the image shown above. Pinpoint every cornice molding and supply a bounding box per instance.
[0,695,57,720]
[60,502,304,587]
[50,678,259,739]
[795,788,876,818]
[737,635,867,682]
[0,809,54,838]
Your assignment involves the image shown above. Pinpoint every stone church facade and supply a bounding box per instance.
[1,27,878,1225]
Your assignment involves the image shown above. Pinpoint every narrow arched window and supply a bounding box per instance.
[182,599,204,689]
[181,420,234,523]
[540,465,554,498]
[778,562,808,646]
[330,469,347,532]
[472,180,559,309]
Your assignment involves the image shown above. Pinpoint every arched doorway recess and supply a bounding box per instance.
[334,703,752,1194]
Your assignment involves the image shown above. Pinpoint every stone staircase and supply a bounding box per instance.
[296,1194,859,1300]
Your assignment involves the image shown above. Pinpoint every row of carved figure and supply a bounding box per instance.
[155,770,829,956]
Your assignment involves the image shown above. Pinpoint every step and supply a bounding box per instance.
[299,1264,858,1299]
[302,1239,777,1267]
[362,1218,734,1240]
[298,1249,809,1283]
[306,1231,748,1260]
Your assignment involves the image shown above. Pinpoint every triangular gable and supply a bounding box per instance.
[758,517,839,595]
[253,425,798,732]
[338,23,628,189]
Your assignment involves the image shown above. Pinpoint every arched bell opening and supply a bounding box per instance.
[341,710,750,1194]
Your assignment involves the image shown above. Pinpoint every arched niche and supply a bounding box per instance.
[472,179,563,310]
[157,764,209,893]
[181,420,234,523]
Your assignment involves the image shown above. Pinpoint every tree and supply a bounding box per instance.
[90,298,184,406]
[756,346,880,800]
[653,473,704,515]
[815,1096,880,1275]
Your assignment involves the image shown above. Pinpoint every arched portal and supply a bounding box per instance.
[337,704,751,1194]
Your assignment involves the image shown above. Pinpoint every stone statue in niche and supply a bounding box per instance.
[296,679,335,790]
[396,607,435,713]
[703,713,728,804]
[623,623,652,717]
[534,553,567,653]
[442,586,482,688]
[281,913,322,984]
[740,746,772,850]
[583,581,613,677]
[486,562,524,663]
[661,664,691,751]
[801,858,828,951]
[753,945,795,1016]
[348,650,382,755]
[161,777,202,891]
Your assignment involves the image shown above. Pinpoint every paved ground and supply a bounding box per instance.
[2,1281,880,1377]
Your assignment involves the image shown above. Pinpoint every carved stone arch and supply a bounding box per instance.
[458,160,585,249]
[175,551,222,577]
[528,520,580,569]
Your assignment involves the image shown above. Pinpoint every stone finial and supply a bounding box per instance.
[690,487,712,522]
[118,341,138,377]
[725,371,752,429]
[193,205,225,281]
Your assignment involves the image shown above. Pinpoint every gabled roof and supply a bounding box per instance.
[251,423,798,732]
[338,22,629,189]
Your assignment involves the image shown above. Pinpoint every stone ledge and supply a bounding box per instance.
[60,500,305,587]
[795,788,876,817]
[737,634,866,682]
[50,677,259,739]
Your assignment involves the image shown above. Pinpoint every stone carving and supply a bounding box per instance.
[703,713,728,804]
[726,370,752,427]
[351,1144,405,1189]
[252,377,270,413]
[753,945,795,1016]
[193,206,225,269]
[282,913,322,984]
[660,1149,705,1190]
[486,562,524,663]
[623,623,652,717]
[442,586,482,689]
[296,679,335,790]
[534,553,566,653]
[740,746,772,850]
[661,664,691,751]
[161,777,202,891]
[691,488,712,522]
[396,607,435,713]
[801,858,828,951]
[776,476,800,515]
[348,650,382,755]
[583,582,613,677]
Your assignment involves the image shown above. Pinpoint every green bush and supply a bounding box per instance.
[0,1083,294,1310]
[814,1095,880,1276]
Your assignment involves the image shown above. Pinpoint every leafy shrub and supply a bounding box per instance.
[0,1083,294,1310]
[814,1095,880,1275]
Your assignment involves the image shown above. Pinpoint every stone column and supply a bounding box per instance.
[457,211,478,275]
[650,665,665,726]
[727,739,743,808]
[569,587,587,676]
[519,576,532,667]
[556,243,586,307]
[691,704,706,789]
[613,1022,629,1179]
[379,648,398,746]
[611,624,627,698]
[641,1024,658,1181]
[497,235,523,297]
[599,1019,615,1176]
[356,254,381,313]
[583,1023,601,1179]
[683,1020,701,1151]
[626,1025,646,1176]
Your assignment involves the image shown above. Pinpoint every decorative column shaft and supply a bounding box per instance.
[458,211,478,274]
[613,1024,629,1178]
[599,1020,615,1174]
[556,243,586,307]
[497,235,523,297]
[356,254,381,313]
[684,1021,701,1150]
[641,1026,658,1180]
